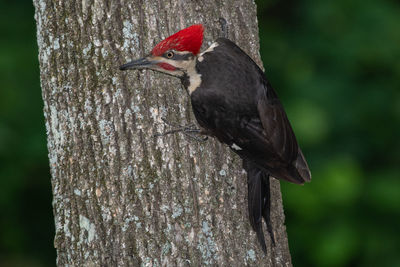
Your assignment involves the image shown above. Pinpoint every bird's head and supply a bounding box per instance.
[119,24,204,77]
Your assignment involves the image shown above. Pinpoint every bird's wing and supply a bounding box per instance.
[256,82,299,166]
[191,83,307,184]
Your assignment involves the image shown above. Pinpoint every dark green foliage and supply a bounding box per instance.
[0,0,399,265]
[0,0,55,266]
[256,0,400,266]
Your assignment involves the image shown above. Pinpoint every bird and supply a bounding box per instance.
[120,24,311,253]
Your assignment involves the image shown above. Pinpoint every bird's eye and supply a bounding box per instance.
[166,51,174,58]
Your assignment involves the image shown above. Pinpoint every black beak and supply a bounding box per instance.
[119,57,155,71]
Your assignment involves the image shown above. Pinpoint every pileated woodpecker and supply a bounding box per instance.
[120,24,311,252]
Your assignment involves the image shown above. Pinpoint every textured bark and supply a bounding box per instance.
[33,0,292,266]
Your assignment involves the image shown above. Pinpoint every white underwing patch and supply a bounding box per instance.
[231,143,242,150]
[187,60,202,94]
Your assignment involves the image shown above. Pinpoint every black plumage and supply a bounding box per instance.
[189,38,311,251]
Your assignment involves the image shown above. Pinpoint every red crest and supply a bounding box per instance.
[151,24,204,56]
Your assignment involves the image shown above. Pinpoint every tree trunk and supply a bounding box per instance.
[33,0,292,266]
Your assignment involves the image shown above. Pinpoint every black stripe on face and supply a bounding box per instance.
[163,51,193,61]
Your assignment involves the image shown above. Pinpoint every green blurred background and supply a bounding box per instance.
[0,0,399,266]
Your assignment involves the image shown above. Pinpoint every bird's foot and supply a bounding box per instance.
[153,118,208,142]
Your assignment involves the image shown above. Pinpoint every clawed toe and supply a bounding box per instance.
[153,117,208,142]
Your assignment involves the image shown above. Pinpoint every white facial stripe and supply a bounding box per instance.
[173,50,191,55]
[198,42,219,62]
[188,67,201,94]
[171,59,192,69]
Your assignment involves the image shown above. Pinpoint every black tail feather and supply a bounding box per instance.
[243,159,275,253]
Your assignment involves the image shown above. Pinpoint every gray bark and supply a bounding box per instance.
[33,0,292,266]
